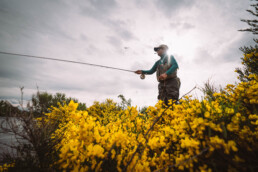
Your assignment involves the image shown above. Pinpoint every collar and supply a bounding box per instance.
[159,53,167,64]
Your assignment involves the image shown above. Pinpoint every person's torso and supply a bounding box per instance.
[156,54,177,82]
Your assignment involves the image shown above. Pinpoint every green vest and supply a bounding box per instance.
[156,54,177,82]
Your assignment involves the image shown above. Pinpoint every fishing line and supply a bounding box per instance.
[0,51,146,79]
[0,51,134,72]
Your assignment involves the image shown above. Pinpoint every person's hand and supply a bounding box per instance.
[135,70,142,74]
[159,73,167,80]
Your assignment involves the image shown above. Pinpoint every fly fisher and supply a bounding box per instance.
[135,44,181,105]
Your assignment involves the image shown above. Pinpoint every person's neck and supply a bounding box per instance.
[159,52,167,59]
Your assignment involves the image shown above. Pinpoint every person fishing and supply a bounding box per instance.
[135,44,181,105]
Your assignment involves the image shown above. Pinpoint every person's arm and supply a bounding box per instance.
[166,55,179,75]
[142,61,159,75]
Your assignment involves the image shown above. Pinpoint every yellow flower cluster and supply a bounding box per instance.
[0,163,15,172]
[243,51,258,63]
[237,51,258,79]
[44,52,258,172]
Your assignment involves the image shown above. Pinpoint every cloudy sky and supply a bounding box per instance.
[0,0,255,108]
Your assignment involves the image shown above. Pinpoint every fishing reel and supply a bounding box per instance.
[140,74,145,80]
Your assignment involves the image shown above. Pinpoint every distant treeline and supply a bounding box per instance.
[0,100,21,116]
[0,91,87,117]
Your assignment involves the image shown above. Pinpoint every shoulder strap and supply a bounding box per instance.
[165,54,173,65]
[167,55,171,65]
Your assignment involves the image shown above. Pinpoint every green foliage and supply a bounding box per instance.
[235,44,258,82]
[0,112,63,171]
[31,91,53,116]
[0,100,21,117]
[239,1,258,35]
[118,94,132,110]
[29,90,87,116]
[139,106,148,115]
[236,1,258,82]
[200,79,217,101]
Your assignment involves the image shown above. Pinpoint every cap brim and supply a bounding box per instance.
[154,47,160,52]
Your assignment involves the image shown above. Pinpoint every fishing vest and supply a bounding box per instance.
[156,54,177,82]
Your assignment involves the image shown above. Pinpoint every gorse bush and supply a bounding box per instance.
[235,49,258,82]
[41,51,257,172]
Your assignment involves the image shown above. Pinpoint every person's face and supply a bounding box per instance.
[157,48,165,56]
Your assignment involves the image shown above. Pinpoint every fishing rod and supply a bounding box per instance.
[0,51,146,79]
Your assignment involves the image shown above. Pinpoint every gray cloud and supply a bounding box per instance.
[0,54,44,82]
[193,47,215,65]
[169,22,195,32]
[80,0,117,18]
[221,34,256,62]
[107,35,122,48]
[80,34,88,41]
[193,32,255,64]
[155,0,195,17]
[107,19,136,41]
[79,0,137,48]
[0,0,254,107]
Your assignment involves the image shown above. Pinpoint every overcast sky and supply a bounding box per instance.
[0,0,255,108]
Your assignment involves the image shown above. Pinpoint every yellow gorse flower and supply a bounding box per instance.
[41,52,258,172]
